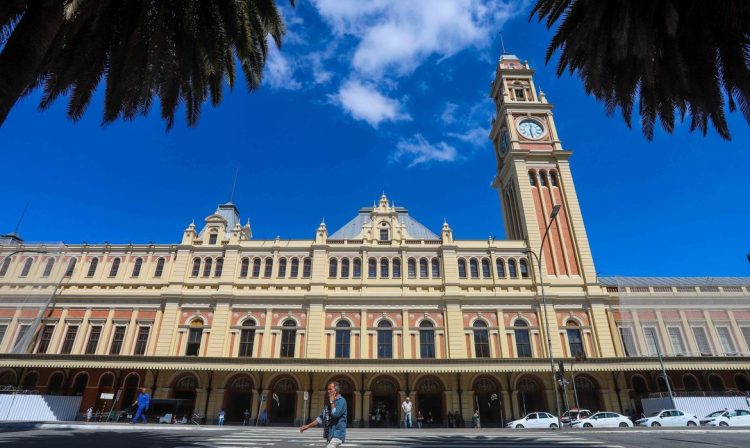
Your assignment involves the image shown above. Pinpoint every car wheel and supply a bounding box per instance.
[651,422,661,427]
[719,421,729,427]
[550,423,559,429]
[687,421,697,427]
[619,422,628,428]
[516,424,524,429]
[583,423,593,428]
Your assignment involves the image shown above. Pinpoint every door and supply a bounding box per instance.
[525,413,538,428]
[601,412,618,427]
[734,409,750,426]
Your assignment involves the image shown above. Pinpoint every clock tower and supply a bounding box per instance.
[489,53,598,288]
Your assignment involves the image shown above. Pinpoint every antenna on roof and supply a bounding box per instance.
[229,168,239,203]
[13,202,29,236]
[499,32,508,54]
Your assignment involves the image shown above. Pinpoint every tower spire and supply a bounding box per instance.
[499,32,508,55]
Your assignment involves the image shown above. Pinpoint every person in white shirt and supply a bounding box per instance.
[401,397,413,428]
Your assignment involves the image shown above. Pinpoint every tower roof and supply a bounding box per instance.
[330,198,438,240]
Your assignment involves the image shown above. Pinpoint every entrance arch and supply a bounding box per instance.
[47,372,65,395]
[269,376,298,425]
[71,372,89,396]
[516,376,545,415]
[0,370,16,386]
[370,376,399,427]
[629,374,649,415]
[573,376,601,411]
[171,373,199,416]
[120,374,140,411]
[416,376,444,427]
[225,375,254,423]
[473,376,502,427]
[95,373,115,415]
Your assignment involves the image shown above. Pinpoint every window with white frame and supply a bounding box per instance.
[0,324,7,348]
[60,325,78,354]
[691,326,713,355]
[133,326,150,355]
[741,327,750,353]
[109,326,126,355]
[715,326,737,355]
[13,324,30,351]
[618,326,638,356]
[643,326,662,356]
[667,326,687,355]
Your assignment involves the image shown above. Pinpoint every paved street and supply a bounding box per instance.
[0,426,749,448]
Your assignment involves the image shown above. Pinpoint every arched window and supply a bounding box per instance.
[109,258,120,277]
[566,321,585,357]
[280,320,296,357]
[408,258,417,278]
[473,320,490,358]
[154,257,165,278]
[419,320,435,359]
[208,231,218,245]
[186,320,203,356]
[131,258,143,277]
[352,258,361,278]
[520,259,529,278]
[514,320,532,358]
[380,258,389,278]
[240,258,249,277]
[683,374,700,392]
[508,259,518,278]
[42,258,55,277]
[539,171,548,186]
[341,259,350,278]
[431,258,440,277]
[87,257,99,277]
[335,320,351,358]
[20,258,33,277]
[214,257,223,276]
[550,171,558,187]
[481,258,491,278]
[528,171,536,186]
[64,258,76,277]
[377,320,393,359]
[239,319,256,357]
[735,374,750,392]
[469,259,479,278]
[419,258,428,278]
[302,258,311,278]
[278,258,287,278]
[368,258,377,278]
[708,374,725,391]
[0,257,11,277]
[290,258,299,278]
[392,258,401,278]
[329,258,338,278]
[252,258,261,277]
[191,258,201,277]
[202,258,213,277]
[263,258,273,277]
[457,259,467,278]
[496,258,505,278]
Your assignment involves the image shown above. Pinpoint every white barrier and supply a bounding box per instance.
[0,395,83,421]
[642,396,750,419]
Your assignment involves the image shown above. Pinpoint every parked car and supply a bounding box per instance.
[700,409,750,427]
[561,409,591,426]
[635,409,699,427]
[506,412,559,429]
[571,412,633,428]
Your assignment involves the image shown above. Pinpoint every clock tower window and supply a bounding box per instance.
[528,171,537,186]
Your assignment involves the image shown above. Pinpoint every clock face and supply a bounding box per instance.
[500,130,510,154]
[517,119,545,139]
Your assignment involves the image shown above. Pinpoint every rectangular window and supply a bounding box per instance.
[13,324,30,352]
[643,327,661,356]
[238,329,255,357]
[691,326,713,355]
[280,329,296,358]
[474,330,490,358]
[377,331,392,359]
[567,329,585,357]
[0,324,7,348]
[741,327,750,353]
[186,328,202,356]
[335,330,350,358]
[619,327,638,356]
[716,326,737,355]
[133,327,150,355]
[36,325,55,354]
[85,326,102,354]
[515,330,532,358]
[667,326,687,355]
[109,326,126,355]
[419,330,435,359]
[380,229,389,241]
[60,326,78,354]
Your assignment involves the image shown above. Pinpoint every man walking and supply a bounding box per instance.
[401,397,413,428]
[218,409,226,425]
[299,381,347,448]
[131,388,151,424]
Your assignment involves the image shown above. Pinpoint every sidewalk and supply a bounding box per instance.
[0,421,234,431]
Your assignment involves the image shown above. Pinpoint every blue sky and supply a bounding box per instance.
[1,1,749,277]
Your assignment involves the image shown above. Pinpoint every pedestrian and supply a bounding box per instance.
[416,410,424,429]
[131,388,151,424]
[260,409,269,426]
[401,396,413,428]
[218,409,225,426]
[299,381,347,448]
[243,409,250,426]
[86,406,93,422]
[472,409,480,429]
[427,411,433,424]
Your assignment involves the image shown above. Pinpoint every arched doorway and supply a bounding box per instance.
[416,377,444,427]
[0,371,16,386]
[171,374,199,416]
[96,373,115,416]
[573,376,601,411]
[71,372,89,396]
[683,374,700,392]
[473,376,502,427]
[629,375,649,415]
[47,372,65,395]
[370,377,398,427]
[516,377,544,415]
[269,377,297,425]
[120,374,140,411]
[327,376,355,424]
[708,374,725,391]
[21,371,39,391]
[226,375,254,423]
[735,374,750,392]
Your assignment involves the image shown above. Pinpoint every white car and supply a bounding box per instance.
[571,412,633,428]
[635,409,699,427]
[700,409,750,427]
[507,412,560,429]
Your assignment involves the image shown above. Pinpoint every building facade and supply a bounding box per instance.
[0,54,748,426]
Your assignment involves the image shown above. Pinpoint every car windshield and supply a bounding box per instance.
[705,411,726,417]
[647,412,661,417]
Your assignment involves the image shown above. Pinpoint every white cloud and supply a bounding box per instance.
[447,127,489,147]
[264,44,302,90]
[329,80,410,127]
[393,134,458,167]
[441,102,458,124]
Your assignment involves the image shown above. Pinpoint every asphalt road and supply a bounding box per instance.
[0,425,748,448]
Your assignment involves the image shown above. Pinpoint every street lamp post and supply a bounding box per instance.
[524,204,562,428]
